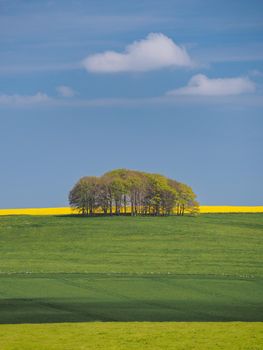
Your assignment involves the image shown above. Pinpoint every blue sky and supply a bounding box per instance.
[0,0,263,207]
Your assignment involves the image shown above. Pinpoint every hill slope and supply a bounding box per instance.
[0,214,262,323]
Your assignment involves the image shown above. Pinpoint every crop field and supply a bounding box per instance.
[0,205,263,216]
[0,214,262,348]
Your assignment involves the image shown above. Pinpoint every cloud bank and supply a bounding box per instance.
[0,92,50,106]
[82,33,193,73]
[167,74,256,96]
[56,85,76,97]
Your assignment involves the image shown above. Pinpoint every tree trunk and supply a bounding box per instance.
[124,195,127,215]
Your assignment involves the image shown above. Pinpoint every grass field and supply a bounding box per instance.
[1,322,262,350]
[0,214,262,348]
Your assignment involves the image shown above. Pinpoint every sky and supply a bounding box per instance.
[0,0,263,208]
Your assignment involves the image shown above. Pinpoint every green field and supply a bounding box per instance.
[1,214,262,276]
[0,214,262,348]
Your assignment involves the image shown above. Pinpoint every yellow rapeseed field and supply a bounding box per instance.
[0,206,262,215]
[200,206,263,213]
[0,207,73,216]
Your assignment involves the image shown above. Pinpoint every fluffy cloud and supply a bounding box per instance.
[0,92,50,106]
[167,74,256,96]
[56,85,76,97]
[82,33,193,73]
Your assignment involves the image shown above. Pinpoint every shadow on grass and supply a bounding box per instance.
[1,298,263,324]
[54,214,131,219]
[53,214,190,219]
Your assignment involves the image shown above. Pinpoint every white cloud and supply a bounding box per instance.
[56,85,76,97]
[167,74,256,96]
[82,33,193,73]
[0,92,50,106]
[249,70,263,78]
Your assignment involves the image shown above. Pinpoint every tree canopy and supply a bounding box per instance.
[69,169,199,216]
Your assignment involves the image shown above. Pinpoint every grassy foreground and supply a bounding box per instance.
[1,214,263,276]
[0,214,262,349]
[0,214,262,324]
[1,273,263,323]
[1,322,263,350]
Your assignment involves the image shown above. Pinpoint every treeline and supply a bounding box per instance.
[69,169,199,216]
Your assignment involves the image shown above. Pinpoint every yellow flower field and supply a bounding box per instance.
[0,206,262,216]
[200,206,263,213]
[0,207,73,216]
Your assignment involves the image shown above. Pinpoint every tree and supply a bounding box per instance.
[168,180,199,216]
[69,169,199,216]
[69,176,99,215]
[143,173,177,215]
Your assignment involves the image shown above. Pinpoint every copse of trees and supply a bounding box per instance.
[69,169,199,216]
